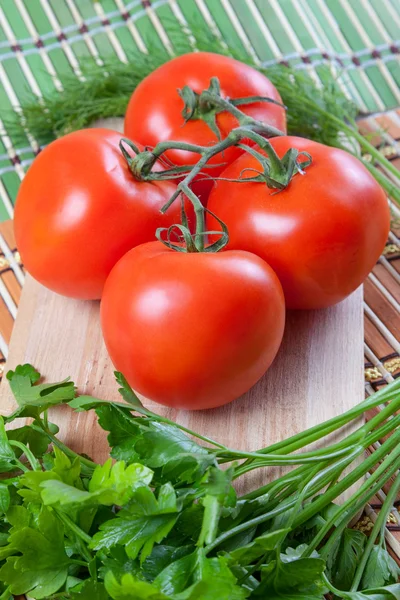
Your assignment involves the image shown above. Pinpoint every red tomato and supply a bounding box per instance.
[207,136,390,310]
[124,52,287,201]
[14,129,185,300]
[101,242,285,410]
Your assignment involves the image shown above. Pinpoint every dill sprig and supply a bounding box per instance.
[6,18,400,203]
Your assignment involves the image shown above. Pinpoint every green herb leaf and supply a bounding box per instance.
[326,528,366,591]
[6,364,40,383]
[360,585,400,599]
[361,546,400,589]
[0,507,70,598]
[95,404,143,462]
[41,459,153,508]
[173,553,249,600]
[0,418,15,473]
[6,365,75,422]
[105,572,170,599]
[198,467,235,546]
[115,371,146,409]
[338,587,400,600]
[254,545,325,597]
[7,424,49,458]
[91,484,180,562]
[143,545,194,582]
[70,579,110,599]
[154,550,201,595]
[0,485,10,516]
[134,421,216,484]
[96,404,215,484]
[228,529,291,566]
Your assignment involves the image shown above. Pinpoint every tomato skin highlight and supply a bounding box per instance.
[14,129,184,300]
[207,136,390,310]
[101,242,285,410]
[124,52,287,201]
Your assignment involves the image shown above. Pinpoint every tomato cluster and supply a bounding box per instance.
[14,52,390,410]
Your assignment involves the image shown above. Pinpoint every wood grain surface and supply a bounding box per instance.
[0,274,364,491]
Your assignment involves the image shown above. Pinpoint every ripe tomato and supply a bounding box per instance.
[207,136,390,310]
[124,52,286,201]
[101,242,285,410]
[14,129,184,300]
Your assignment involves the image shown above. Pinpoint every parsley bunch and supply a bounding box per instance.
[1,364,400,599]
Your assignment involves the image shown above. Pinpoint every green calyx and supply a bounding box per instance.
[178,76,286,141]
[236,140,313,190]
[119,138,158,181]
[179,77,223,141]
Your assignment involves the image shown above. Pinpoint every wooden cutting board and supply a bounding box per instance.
[0,273,364,489]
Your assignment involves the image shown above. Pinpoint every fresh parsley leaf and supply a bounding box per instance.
[154,549,201,595]
[134,421,216,484]
[154,549,249,599]
[18,470,67,503]
[0,419,15,473]
[326,528,366,591]
[360,585,400,599]
[105,572,170,599]
[228,529,291,566]
[0,507,70,598]
[98,546,140,582]
[96,404,215,485]
[197,467,236,546]
[115,371,146,409]
[6,425,49,458]
[52,446,82,485]
[0,486,10,516]
[91,483,180,562]
[41,459,153,508]
[173,553,249,600]
[338,587,400,600]
[6,364,40,383]
[361,546,400,590]
[95,404,143,462]
[5,365,75,422]
[253,546,325,597]
[69,396,111,411]
[69,579,110,599]
[257,593,324,600]
[143,545,194,582]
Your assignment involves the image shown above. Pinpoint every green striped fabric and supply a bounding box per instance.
[0,0,399,222]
